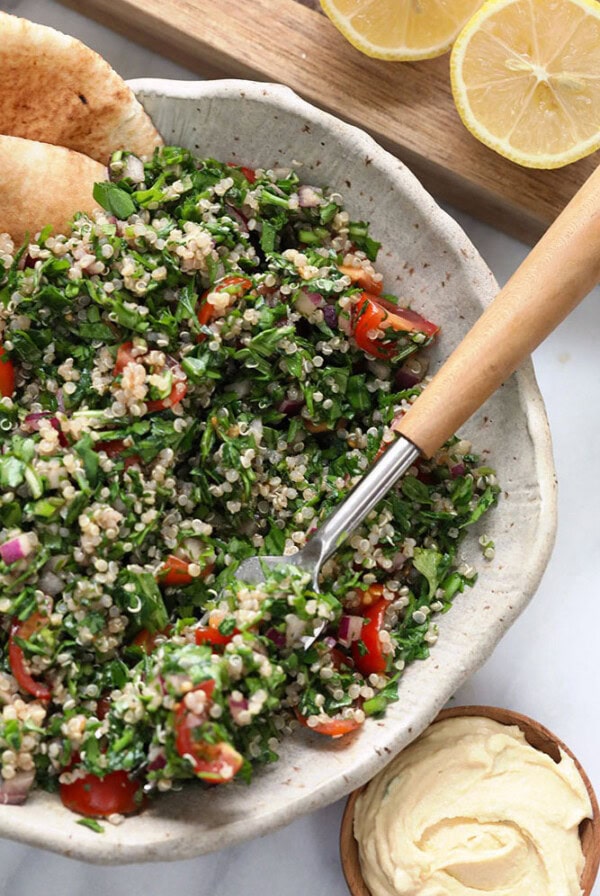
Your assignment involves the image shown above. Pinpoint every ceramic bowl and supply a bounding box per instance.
[340,705,600,896]
[0,80,557,863]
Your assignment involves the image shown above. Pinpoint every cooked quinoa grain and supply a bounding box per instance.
[0,148,498,817]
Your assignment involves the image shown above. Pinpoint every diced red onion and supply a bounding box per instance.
[122,154,145,184]
[395,356,429,390]
[0,534,32,565]
[391,552,407,571]
[225,204,249,233]
[322,305,338,328]
[228,695,249,723]
[395,367,422,390]
[265,182,287,198]
[23,413,67,446]
[451,463,466,478]
[0,770,35,805]
[265,628,286,649]
[298,185,321,207]
[23,412,59,429]
[147,747,167,772]
[278,398,304,415]
[337,614,364,647]
[295,291,323,315]
[324,636,337,650]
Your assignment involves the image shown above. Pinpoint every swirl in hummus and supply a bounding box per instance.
[354,715,592,896]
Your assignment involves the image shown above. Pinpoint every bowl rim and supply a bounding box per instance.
[340,704,600,896]
[0,77,558,863]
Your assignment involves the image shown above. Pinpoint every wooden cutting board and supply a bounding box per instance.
[59,0,599,244]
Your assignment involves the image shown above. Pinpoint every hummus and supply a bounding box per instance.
[354,715,592,896]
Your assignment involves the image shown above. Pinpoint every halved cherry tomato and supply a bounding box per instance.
[353,293,439,360]
[157,555,214,588]
[338,265,383,295]
[60,769,143,817]
[0,346,15,397]
[351,595,390,676]
[227,163,256,184]
[9,612,52,701]
[174,681,243,783]
[95,439,141,469]
[197,275,253,333]
[295,708,362,738]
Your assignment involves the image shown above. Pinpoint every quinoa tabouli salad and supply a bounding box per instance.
[0,147,498,825]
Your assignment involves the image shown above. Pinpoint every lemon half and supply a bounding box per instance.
[320,0,485,61]
[451,0,600,168]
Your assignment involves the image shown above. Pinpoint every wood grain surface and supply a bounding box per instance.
[58,0,600,244]
[340,706,600,896]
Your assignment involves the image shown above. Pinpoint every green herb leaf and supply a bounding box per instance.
[93,182,136,219]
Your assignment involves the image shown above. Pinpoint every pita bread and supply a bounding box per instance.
[0,135,105,245]
[0,12,163,164]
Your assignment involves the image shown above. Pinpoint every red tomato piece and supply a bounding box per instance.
[294,707,362,738]
[95,439,141,469]
[113,341,137,376]
[197,275,253,333]
[227,162,256,183]
[0,346,15,398]
[239,166,256,184]
[157,555,214,588]
[132,625,173,654]
[353,293,439,360]
[145,373,187,413]
[194,625,235,648]
[158,555,194,587]
[351,596,390,676]
[9,612,52,701]
[174,681,243,783]
[338,265,383,295]
[60,769,143,817]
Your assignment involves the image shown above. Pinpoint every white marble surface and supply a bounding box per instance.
[1,0,600,892]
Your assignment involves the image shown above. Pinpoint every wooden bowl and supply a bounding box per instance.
[340,705,600,896]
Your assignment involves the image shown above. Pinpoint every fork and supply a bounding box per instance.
[237,159,600,615]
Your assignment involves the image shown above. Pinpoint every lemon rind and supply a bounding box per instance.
[450,0,600,169]
[320,0,462,61]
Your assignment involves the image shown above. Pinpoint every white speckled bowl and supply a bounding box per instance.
[1,80,556,863]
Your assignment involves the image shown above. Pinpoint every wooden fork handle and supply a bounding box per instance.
[397,163,600,458]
